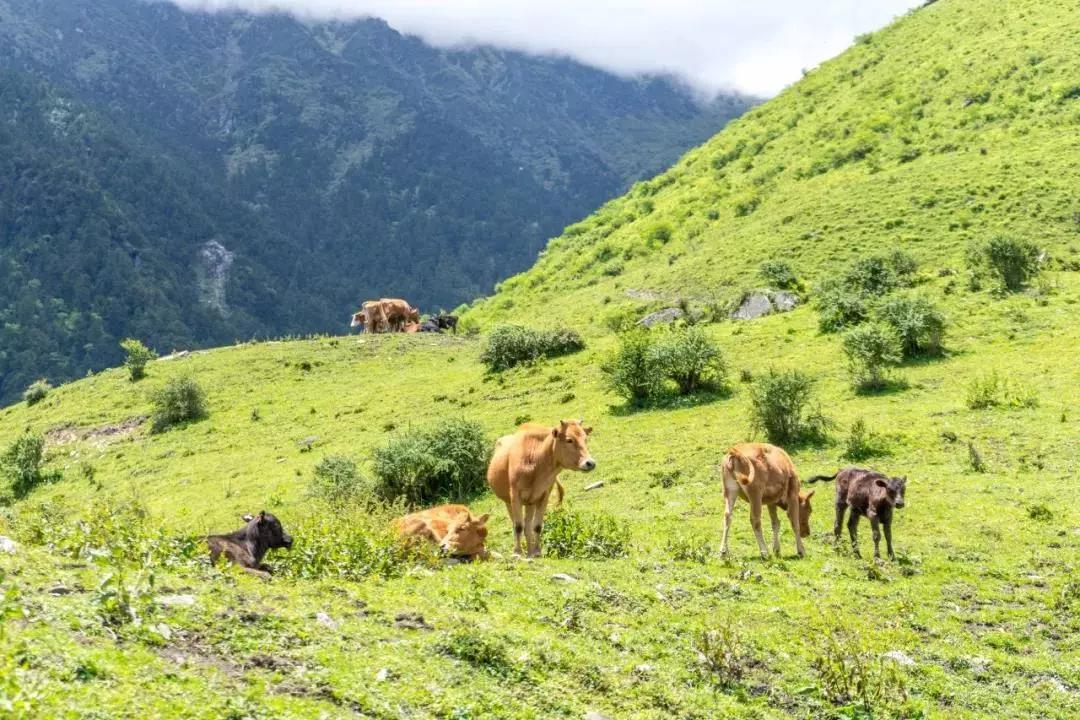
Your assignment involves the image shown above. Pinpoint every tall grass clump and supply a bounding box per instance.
[371,418,490,506]
[480,325,584,371]
[150,376,208,432]
[1,433,62,502]
[542,508,631,559]
[966,236,1041,292]
[965,371,1038,409]
[120,338,158,381]
[22,379,51,406]
[748,369,832,445]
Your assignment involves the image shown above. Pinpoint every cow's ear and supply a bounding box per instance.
[583,426,593,435]
[551,426,560,438]
[875,478,888,488]
[803,489,815,500]
[258,510,267,523]
[242,514,254,522]
[476,513,491,525]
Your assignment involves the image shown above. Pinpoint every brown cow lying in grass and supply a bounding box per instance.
[395,504,491,561]
[487,420,595,557]
[720,443,814,559]
[808,467,908,560]
[207,511,293,579]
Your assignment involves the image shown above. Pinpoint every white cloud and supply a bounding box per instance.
[164,0,922,97]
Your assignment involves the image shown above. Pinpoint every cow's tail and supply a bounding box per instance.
[552,480,565,508]
[723,448,755,487]
[806,471,838,484]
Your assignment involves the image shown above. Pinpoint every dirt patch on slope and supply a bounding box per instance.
[46,416,148,448]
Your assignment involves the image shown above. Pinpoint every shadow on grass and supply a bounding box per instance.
[608,386,734,416]
[853,378,910,397]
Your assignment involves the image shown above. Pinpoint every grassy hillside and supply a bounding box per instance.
[2,0,1080,718]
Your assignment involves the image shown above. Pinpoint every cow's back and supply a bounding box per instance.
[727,442,797,503]
[397,504,470,542]
[486,434,516,501]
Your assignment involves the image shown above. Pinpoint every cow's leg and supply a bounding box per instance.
[748,496,769,560]
[847,512,861,558]
[720,476,739,556]
[509,493,525,556]
[530,491,552,558]
[869,512,882,560]
[883,516,895,560]
[785,495,805,558]
[523,503,539,557]
[767,504,782,556]
[834,501,847,544]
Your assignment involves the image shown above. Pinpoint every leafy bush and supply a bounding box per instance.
[876,295,945,357]
[655,326,728,395]
[23,379,51,406]
[542,508,631,559]
[816,280,872,333]
[967,236,1041,291]
[965,371,1039,409]
[601,328,665,403]
[150,376,208,432]
[1,433,61,501]
[309,456,371,507]
[480,325,584,371]
[815,252,919,333]
[748,369,832,445]
[371,418,490,506]
[842,323,902,391]
[120,338,157,381]
[842,419,890,461]
[758,260,799,290]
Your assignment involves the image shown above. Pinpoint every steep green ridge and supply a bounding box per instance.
[0,0,750,402]
[1,1,1079,717]
[464,0,1080,328]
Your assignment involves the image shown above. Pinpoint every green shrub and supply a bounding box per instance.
[965,371,1039,409]
[434,630,515,678]
[655,326,728,395]
[480,325,584,371]
[759,260,799,290]
[120,338,157,381]
[150,376,208,432]
[815,252,920,333]
[1,433,61,501]
[542,508,631,559]
[371,418,490,506]
[816,280,872,333]
[876,295,945,357]
[748,369,832,445]
[601,328,665,403]
[309,455,371,507]
[842,419,889,461]
[842,323,902,391]
[967,236,1041,291]
[813,629,908,713]
[23,379,51,406]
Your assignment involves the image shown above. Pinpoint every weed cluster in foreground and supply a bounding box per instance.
[542,507,631,559]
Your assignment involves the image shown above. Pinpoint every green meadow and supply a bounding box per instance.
[3,0,1080,717]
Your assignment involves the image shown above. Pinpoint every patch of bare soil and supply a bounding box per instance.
[46,416,148,448]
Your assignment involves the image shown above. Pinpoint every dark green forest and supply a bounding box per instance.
[0,0,751,402]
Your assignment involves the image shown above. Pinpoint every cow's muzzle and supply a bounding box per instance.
[282,535,294,549]
[894,500,905,509]
[580,459,596,472]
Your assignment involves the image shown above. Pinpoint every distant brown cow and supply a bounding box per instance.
[380,298,419,331]
[395,504,491,560]
[350,301,388,333]
[719,443,814,559]
[808,467,908,560]
[487,420,595,557]
[207,511,293,579]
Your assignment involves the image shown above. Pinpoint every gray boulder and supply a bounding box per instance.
[731,290,800,320]
[638,307,683,327]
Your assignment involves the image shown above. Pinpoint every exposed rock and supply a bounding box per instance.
[583,481,605,492]
[375,667,390,682]
[196,239,235,315]
[551,573,578,583]
[315,612,338,630]
[156,594,197,607]
[883,650,916,667]
[47,583,73,595]
[731,290,801,320]
[0,536,16,554]
[638,307,683,327]
[771,291,800,312]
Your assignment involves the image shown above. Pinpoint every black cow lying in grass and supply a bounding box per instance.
[808,467,907,560]
[207,511,293,578]
[430,314,458,333]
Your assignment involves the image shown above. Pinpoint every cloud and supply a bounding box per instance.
[165,0,922,97]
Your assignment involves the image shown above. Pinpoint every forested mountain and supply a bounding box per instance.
[0,0,751,401]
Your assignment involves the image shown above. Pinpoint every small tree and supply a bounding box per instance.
[749,369,832,445]
[816,280,871,333]
[150,376,208,432]
[601,328,665,403]
[758,260,799,290]
[842,323,902,391]
[1,433,61,500]
[23,379,51,406]
[876,295,945,357]
[967,236,1041,291]
[656,326,727,395]
[120,339,157,381]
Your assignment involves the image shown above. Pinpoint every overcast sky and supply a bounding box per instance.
[166,1,922,97]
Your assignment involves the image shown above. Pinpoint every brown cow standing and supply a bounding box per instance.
[720,443,814,559]
[487,421,596,557]
[395,504,491,560]
[807,467,908,560]
[207,511,293,579]
[380,298,419,332]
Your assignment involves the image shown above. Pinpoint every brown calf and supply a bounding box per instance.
[487,420,595,557]
[808,467,907,559]
[720,443,814,559]
[395,504,491,560]
[207,511,293,579]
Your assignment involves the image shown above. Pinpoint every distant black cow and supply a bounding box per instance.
[207,511,293,578]
[418,319,442,333]
[807,467,907,560]
[431,314,459,333]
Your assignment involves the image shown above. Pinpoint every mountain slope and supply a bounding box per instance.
[464,0,1080,328]
[0,0,751,401]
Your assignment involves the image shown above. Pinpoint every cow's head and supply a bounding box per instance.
[874,476,907,509]
[798,489,815,537]
[408,308,420,323]
[249,511,293,550]
[552,420,596,472]
[441,512,490,559]
[350,311,365,328]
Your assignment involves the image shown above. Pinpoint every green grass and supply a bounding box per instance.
[3,0,1080,716]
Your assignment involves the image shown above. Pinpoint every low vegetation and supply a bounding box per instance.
[602,325,727,403]
[1,432,61,502]
[370,417,490,506]
[149,376,208,432]
[965,371,1039,410]
[480,325,584,371]
[120,338,158,382]
[842,322,903,391]
[748,369,832,445]
[308,455,369,507]
[22,380,50,407]
[541,507,631,559]
[967,236,1042,292]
